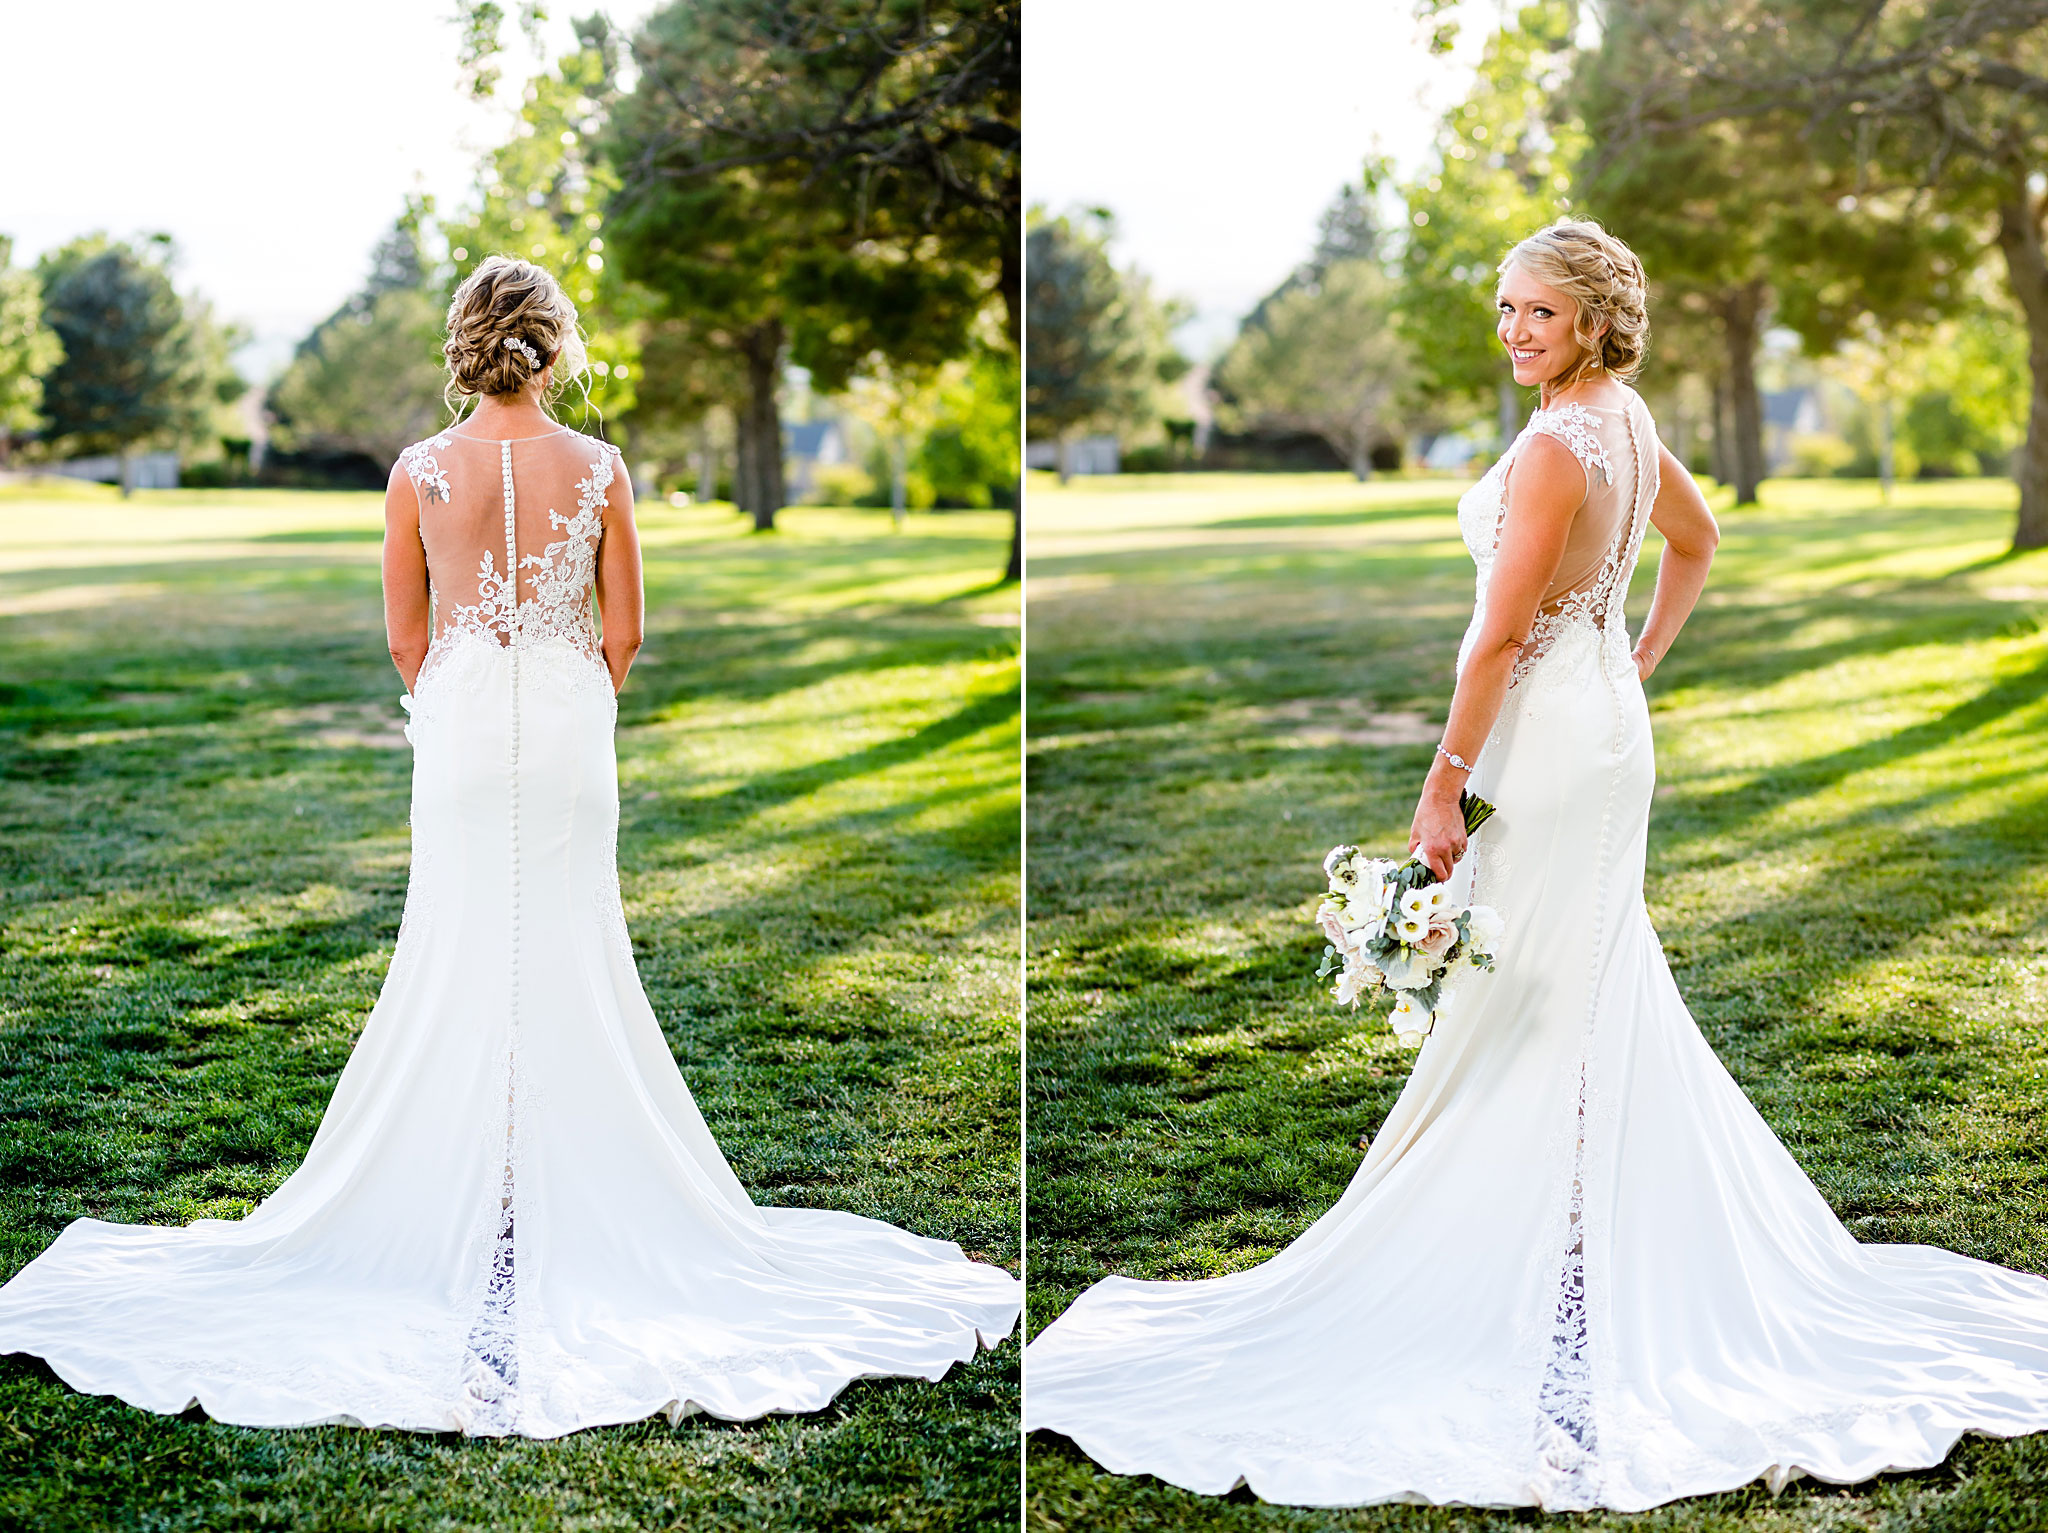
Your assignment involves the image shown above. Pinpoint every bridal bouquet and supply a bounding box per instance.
[1314,791,1503,1046]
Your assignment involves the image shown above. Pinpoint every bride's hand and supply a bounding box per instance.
[1632,642,1659,682]
[1408,788,1467,883]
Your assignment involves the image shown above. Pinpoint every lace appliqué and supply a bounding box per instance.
[409,433,617,697]
[1464,401,1657,691]
[398,431,454,505]
[1524,403,1612,489]
[595,820,632,960]
[516,445,613,662]
[444,554,519,647]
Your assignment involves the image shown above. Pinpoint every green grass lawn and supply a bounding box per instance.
[1023,471,2048,1532]
[0,482,1020,1533]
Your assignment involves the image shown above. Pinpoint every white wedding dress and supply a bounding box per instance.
[1024,386,2048,1510]
[0,424,1019,1437]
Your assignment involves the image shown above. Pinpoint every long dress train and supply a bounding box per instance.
[1023,387,2048,1510]
[0,424,1020,1437]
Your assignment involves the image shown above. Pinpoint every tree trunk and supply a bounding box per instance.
[1709,370,1731,487]
[1348,440,1372,482]
[890,436,907,529]
[1878,393,1896,503]
[1995,181,2048,549]
[996,235,1021,584]
[1496,376,1519,448]
[119,447,135,499]
[696,418,716,504]
[1717,282,1766,506]
[734,322,785,533]
[1056,436,1072,485]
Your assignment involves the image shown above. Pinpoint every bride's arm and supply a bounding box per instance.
[1629,444,1720,682]
[593,451,645,694]
[382,464,429,693]
[1408,436,1582,880]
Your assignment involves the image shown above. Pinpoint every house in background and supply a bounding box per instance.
[46,452,181,490]
[785,418,849,500]
[1025,436,1120,475]
[1762,387,1826,471]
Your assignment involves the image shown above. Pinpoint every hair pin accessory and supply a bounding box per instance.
[504,336,542,367]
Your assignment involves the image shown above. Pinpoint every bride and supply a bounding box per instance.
[0,256,1020,1438]
[1023,220,2048,1510]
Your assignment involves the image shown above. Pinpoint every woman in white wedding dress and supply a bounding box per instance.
[0,256,1019,1438]
[1023,220,2048,1510]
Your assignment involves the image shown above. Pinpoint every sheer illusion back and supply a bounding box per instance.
[399,425,615,683]
[1458,393,1659,683]
[0,417,1019,1439]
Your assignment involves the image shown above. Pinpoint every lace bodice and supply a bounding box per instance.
[397,424,621,689]
[1454,389,1661,683]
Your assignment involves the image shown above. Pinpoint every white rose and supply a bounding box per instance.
[1464,904,1504,952]
[1379,946,1434,989]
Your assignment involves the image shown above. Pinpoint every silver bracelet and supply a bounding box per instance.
[1436,744,1472,772]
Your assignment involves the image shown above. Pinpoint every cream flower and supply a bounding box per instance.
[1324,844,1362,889]
[1346,878,1394,934]
[1379,946,1433,989]
[1389,992,1432,1047]
[1333,961,1371,1008]
[1464,904,1504,952]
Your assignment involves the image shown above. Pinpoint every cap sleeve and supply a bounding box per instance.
[1524,404,1613,488]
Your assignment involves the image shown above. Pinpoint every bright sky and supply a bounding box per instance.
[0,0,663,383]
[1024,0,1491,356]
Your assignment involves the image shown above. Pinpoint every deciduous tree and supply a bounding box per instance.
[37,235,241,493]
[0,236,62,463]
[1024,209,1185,481]
[601,0,1010,532]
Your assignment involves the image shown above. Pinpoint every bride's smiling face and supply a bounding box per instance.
[1496,263,1595,387]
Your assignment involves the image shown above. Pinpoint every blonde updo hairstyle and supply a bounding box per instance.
[1498,219,1649,387]
[441,255,590,409]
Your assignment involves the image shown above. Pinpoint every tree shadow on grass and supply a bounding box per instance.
[1674,641,2048,832]
[640,686,1019,848]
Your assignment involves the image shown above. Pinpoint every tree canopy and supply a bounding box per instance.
[1572,0,2048,540]
[36,236,241,483]
[1214,192,1411,479]
[267,221,449,471]
[0,236,62,457]
[1024,209,1185,477]
[601,0,1013,529]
